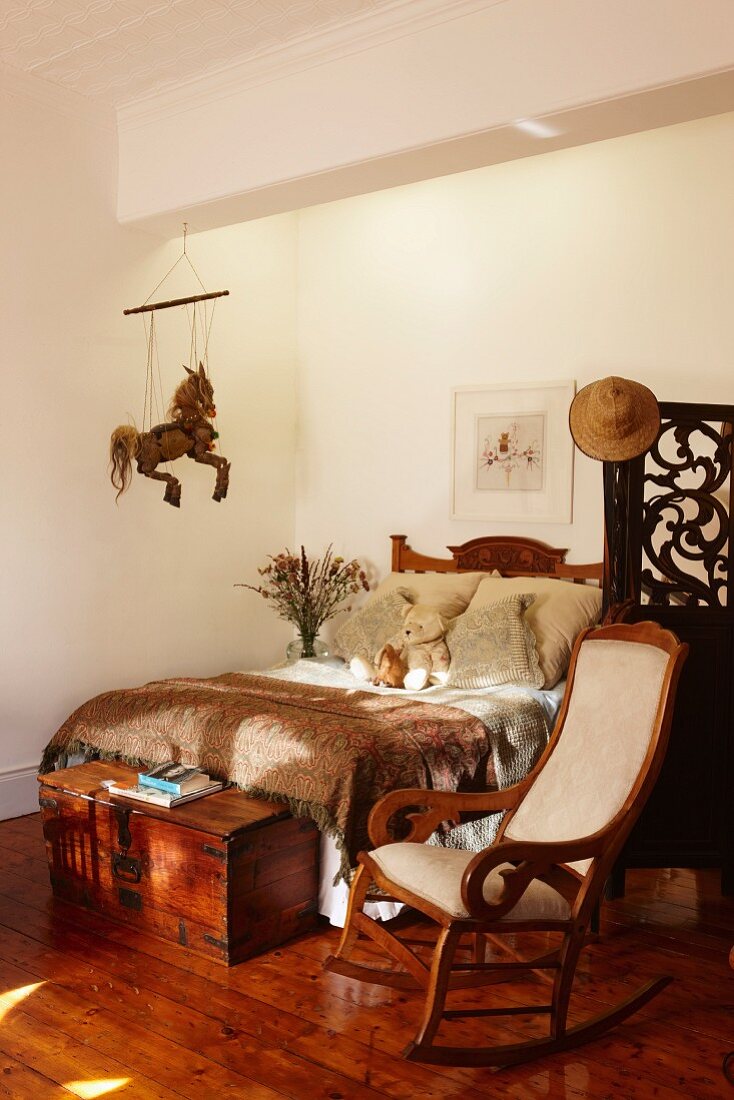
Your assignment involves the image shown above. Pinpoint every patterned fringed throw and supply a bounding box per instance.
[41,673,508,882]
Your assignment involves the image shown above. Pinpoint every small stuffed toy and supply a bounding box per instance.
[372,643,408,688]
[350,603,451,691]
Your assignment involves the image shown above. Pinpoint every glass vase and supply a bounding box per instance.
[286,633,329,663]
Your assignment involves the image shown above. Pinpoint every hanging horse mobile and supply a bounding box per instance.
[110,361,230,508]
[111,228,232,509]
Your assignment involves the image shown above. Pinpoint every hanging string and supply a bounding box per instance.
[203,298,222,453]
[143,222,208,306]
[202,298,216,371]
[151,313,176,478]
[192,299,198,368]
[141,312,155,433]
[184,296,216,376]
[185,298,203,371]
[134,223,224,475]
[183,295,222,451]
[151,318,163,423]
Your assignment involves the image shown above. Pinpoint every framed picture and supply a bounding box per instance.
[451,380,575,523]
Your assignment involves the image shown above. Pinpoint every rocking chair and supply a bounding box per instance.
[325,621,688,1067]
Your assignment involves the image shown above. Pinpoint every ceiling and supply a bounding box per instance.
[0,0,413,106]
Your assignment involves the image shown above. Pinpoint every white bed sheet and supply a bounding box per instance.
[262,658,566,927]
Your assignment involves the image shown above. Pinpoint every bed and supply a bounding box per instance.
[40,534,602,926]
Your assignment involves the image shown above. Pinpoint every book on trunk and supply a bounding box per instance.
[138,762,216,796]
[107,780,224,807]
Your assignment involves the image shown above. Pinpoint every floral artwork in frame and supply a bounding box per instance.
[476,413,545,492]
[451,381,575,523]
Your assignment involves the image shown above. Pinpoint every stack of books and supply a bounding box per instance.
[106,762,224,808]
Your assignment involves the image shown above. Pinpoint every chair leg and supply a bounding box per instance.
[472,933,487,964]
[550,928,586,1039]
[324,865,426,990]
[330,863,370,963]
[407,928,462,1054]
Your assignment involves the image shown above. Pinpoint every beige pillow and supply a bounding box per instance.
[447,595,543,690]
[467,577,602,689]
[373,571,485,620]
[333,588,411,662]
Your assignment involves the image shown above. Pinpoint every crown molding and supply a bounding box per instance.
[0,60,114,132]
[119,68,734,237]
[117,0,497,132]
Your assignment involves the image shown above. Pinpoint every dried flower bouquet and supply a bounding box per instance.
[238,546,369,657]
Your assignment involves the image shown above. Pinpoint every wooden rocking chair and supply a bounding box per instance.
[324,622,688,1067]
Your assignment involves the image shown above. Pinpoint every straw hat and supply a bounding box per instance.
[569,376,660,462]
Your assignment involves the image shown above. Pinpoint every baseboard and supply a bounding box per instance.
[0,762,39,820]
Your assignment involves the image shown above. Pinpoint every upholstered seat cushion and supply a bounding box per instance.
[369,843,571,921]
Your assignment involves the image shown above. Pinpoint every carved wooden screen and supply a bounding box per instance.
[612,400,734,895]
[630,404,733,608]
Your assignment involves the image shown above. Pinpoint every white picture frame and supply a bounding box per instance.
[451,380,575,523]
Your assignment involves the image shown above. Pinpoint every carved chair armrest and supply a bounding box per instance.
[461,837,603,921]
[368,786,523,848]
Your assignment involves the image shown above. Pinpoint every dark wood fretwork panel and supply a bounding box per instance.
[610,402,734,896]
[635,412,733,607]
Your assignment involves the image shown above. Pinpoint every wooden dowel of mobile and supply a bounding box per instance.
[123,290,229,316]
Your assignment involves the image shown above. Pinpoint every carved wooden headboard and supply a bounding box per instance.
[390,534,602,585]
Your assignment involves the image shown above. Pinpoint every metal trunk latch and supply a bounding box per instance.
[113,805,132,851]
[112,852,142,884]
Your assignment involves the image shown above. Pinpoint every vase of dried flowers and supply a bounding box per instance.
[285,634,329,662]
[237,546,369,661]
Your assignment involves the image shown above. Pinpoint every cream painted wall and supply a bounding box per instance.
[1,79,298,812]
[295,113,734,618]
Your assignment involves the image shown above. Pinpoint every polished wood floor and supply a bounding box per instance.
[0,812,732,1099]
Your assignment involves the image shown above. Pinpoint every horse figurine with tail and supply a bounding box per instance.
[109,362,230,508]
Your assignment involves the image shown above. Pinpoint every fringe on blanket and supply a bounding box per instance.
[39,739,147,775]
[38,739,354,885]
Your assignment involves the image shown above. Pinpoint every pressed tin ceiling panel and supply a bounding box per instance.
[0,0,418,106]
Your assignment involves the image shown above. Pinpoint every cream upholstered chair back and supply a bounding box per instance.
[503,637,670,870]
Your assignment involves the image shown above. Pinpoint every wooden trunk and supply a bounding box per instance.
[37,762,320,965]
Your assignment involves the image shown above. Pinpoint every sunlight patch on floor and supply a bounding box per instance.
[0,981,45,1022]
[63,1080,131,1098]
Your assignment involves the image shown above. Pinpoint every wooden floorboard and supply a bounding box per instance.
[0,1052,75,1098]
[0,814,732,1099]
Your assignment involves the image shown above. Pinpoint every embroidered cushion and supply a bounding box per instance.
[333,588,412,662]
[446,594,543,690]
[466,577,602,689]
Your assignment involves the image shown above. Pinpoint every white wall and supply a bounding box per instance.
[295,112,734,612]
[1,73,298,815]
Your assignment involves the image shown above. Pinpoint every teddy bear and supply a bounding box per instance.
[350,603,451,690]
